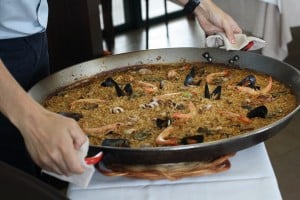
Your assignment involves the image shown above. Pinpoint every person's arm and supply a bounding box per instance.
[171,0,242,43]
[0,59,86,176]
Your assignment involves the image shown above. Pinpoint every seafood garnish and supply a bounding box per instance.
[159,80,165,89]
[204,82,222,100]
[181,135,204,145]
[204,82,210,99]
[69,98,105,109]
[172,101,197,120]
[237,75,260,90]
[101,77,129,97]
[124,83,133,96]
[114,82,125,97]
[140,100,159,109]
[102,139,130,147]
[231,76,272,95]
[167,69,178,80]
[197,127,215,135]
[152,92,182,102]
[155,126,177,146]
[184,67,202,86]
[101,77,115,87]
[156,117,172,129]
[136,80,158,93]
[111,107,124,114]
[210,86,222,100]
[219,110,251,124]
[247,105,268,118]
[206,70,229,85]
[84,122,124,135]
[184,73,194,86]
[134,131,151,141]
[57,112,83,121]
[138,68,152,75]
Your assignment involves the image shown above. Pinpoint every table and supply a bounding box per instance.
[213,0,300,61]
[67,143,282,200]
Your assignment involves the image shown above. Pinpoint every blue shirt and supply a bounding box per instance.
[0,0,48,39]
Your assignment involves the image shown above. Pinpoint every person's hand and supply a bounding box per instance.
[194,0,242,43]
[18,105,87,176]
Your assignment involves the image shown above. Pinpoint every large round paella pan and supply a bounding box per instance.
[29,48,300,165]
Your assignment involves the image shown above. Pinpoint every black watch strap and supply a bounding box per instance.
[184,0,201,14]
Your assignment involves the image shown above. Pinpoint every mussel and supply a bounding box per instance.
[57,112,83,121]
[124,83,133,96]
[247,105,268,118]
[100,77,115,87]
[102,139,130,147]
[184,73,194,86]
[101,77,133,97]
[204,82,222,100]
[183,67,201,86]
[156,117,172,129]
[181,135,204,145]
[237,75,260,90]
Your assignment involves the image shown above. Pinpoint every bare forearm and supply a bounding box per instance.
[0,59,41,130]
[0,58,86,175]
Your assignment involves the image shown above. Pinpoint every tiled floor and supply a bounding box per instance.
[111,17,300,200]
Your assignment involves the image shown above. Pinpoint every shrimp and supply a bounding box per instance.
[206,70,229,84]
[231,76,272,95]
[219,110,251,124]
[70,98,106,109]
[83,122,124,136]
[155,126,177,146]
[172,101,197,119]
[152,92,182,102]
[135,80,158,93]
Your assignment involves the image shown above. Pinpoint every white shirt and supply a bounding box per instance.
[0,0,48,39]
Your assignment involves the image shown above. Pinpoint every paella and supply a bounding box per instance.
[43,59,297,148]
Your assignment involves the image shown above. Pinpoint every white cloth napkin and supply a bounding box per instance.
[206,32,266,51]
[42,138,95,188]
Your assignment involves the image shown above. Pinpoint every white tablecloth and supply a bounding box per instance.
[213,0,300,61]
[67,143,282,200]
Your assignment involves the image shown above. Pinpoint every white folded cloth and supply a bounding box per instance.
[42,138,95,188]
[206,32,266,51]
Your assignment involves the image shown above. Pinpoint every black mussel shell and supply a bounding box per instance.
[101,77,116,87]
[114,83,125,97]
[156,117,172,129]
[210,85,222,100]
[190,66,196,77]
[247,105,268,118]
[102,139,130,147]
[237,75,257,89]
[204,82,210,99]
[184,73,193,86]
[57,112,83,121]
[181,135,204,145]
[204,83,221,100]
[124,83,133,96]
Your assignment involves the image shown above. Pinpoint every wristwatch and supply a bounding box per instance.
[184,0,201,14]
